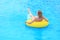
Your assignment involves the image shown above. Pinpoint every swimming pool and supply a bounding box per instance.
[0,0,60,40]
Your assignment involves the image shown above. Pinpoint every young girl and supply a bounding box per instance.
[26,8,48,24]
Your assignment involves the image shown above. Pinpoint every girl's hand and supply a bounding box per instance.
[25,22,31,24]
[46,20,48,22]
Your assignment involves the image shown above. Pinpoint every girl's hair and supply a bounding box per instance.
[38,10,42,18]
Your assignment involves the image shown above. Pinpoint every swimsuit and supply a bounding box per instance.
[35,16,43,22]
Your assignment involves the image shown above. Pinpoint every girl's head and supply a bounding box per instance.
[38,10,42,18]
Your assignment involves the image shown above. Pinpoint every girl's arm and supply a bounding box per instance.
[26,18,35,24]
[43,17,48,22]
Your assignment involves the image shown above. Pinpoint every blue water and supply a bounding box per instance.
[0,0,60,40]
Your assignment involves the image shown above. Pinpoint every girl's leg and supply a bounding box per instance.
[29,13,35,18]
[28,8,35,18]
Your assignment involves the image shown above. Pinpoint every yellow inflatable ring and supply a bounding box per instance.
[26,19,48,28]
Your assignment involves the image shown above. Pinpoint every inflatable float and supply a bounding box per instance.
[26,19,48,28]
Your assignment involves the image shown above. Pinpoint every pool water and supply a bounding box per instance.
[0,0,60,40]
